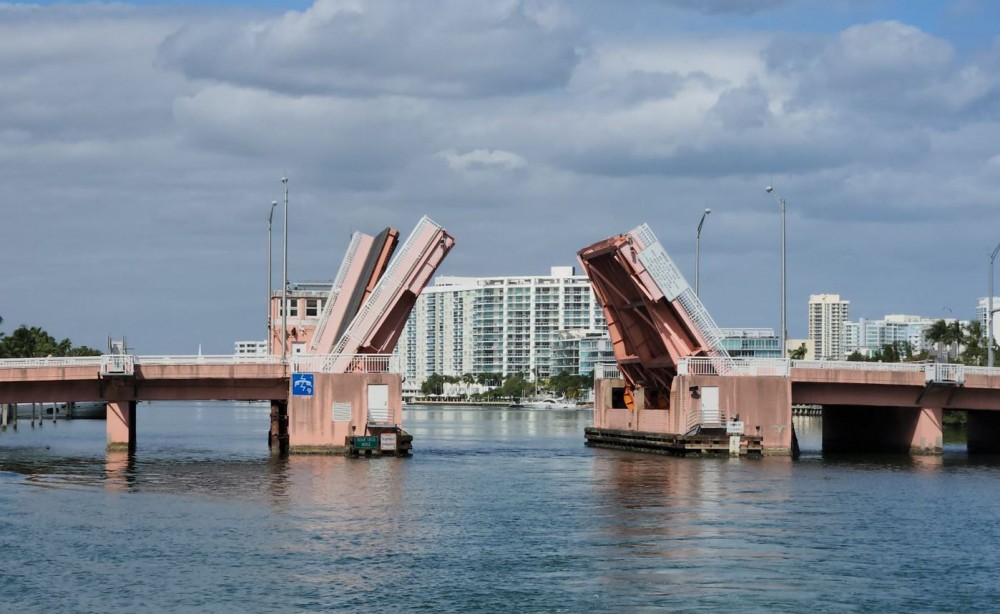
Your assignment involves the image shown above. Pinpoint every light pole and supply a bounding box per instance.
[989,242,1000,367]
[765,185,786,358]
[695,208,711,296]
[267,200,278,355]
[281,177,289,362]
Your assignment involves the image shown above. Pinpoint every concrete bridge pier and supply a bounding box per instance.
[288,373,402,454]
[106,400,137,453]
[269,400,289,454]
[967,410,1000,454]
[823,406,942,455]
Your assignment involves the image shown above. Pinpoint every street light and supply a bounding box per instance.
[281,177,289,362]
[765,185,787,358]
[695,208,711,296]
[267,200,278,355]
[989,242,1000,367]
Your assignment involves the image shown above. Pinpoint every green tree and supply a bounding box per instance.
[421,373,446,396]
[0,325,100,358]
[961,320,986,365]
[788,343,807,360]
[500,373,530,399]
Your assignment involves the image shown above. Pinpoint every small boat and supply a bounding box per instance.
[522,398,579,409]
[12,401,107,419]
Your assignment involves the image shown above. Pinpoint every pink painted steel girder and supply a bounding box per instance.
[325,216,455,372]
[310,228,399,355]
[577,225,724,394]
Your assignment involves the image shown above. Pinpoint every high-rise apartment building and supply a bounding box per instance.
[808,294,850,360]
[397,266,607,384]
[976,297,1000,339]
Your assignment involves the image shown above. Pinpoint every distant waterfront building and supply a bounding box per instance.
[808,294,850,360]
[234,340,267,355]
[842,315,931,358]
[719,328,782,358]
[840,314,969,358]
[396,266,608,385]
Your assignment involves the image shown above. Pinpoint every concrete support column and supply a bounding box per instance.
[911,407,943,455]
[106,400,136,452]
[269,400,289,454]
[967,410,1000,454]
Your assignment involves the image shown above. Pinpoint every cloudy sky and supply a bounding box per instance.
[3,0,1000,353]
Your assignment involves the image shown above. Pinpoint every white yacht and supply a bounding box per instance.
[522,398,579,409]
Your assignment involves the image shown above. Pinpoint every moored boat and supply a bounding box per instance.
[522,398,579,409]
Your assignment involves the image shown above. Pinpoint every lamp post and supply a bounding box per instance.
[695,208,711,296]
[989,242,1000,367]
[765,185,786,358]
[267,200,278,355]
[281,177,289,362]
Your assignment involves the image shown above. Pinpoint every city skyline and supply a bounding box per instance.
[3,0,1000,353]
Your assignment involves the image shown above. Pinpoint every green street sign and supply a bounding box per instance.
[353,436,379,450]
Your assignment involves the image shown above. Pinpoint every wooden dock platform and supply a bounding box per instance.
[585,427,763,458]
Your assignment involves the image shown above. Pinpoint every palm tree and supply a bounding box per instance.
[924,319,949,361]
[947,320,964,361]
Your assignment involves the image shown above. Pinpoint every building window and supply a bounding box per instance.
[306,299,321,317]
[280,300,299,317]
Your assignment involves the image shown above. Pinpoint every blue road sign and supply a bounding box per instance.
[292,373,315,396]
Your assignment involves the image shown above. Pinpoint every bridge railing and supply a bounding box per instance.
[679,357,790,377]
[102,354,135,376]
[0,356,104,369]
[0,353,402,375]
[925,363,964,384]
[790,360,925,373]
[134,355,282,366]
[292,354,402,374]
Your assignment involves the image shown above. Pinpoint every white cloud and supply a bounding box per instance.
[158,0,581,98]
[443,149,528,172]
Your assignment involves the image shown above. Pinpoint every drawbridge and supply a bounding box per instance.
[577,223,733,409]
[308,216,455,373]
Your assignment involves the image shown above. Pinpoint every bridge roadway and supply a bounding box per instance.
[0,354,402,405]
[0,356,284,404]
[678,358,1000,410]
[0,354,404,453]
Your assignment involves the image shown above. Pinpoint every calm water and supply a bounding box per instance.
[2,403,999,612]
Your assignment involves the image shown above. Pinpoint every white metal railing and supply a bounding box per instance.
[0,356,104,369]
[631,223,735,375]
[596,363,622,380]
[293,354,402,374]
[101,354,135,376]
[686,404,726,432]
[925,363,965,384]
[679,357,790,377]
[134,355,282,366]
[790,360,925,373]
[0,353,400,375]
[325,216,444,372]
